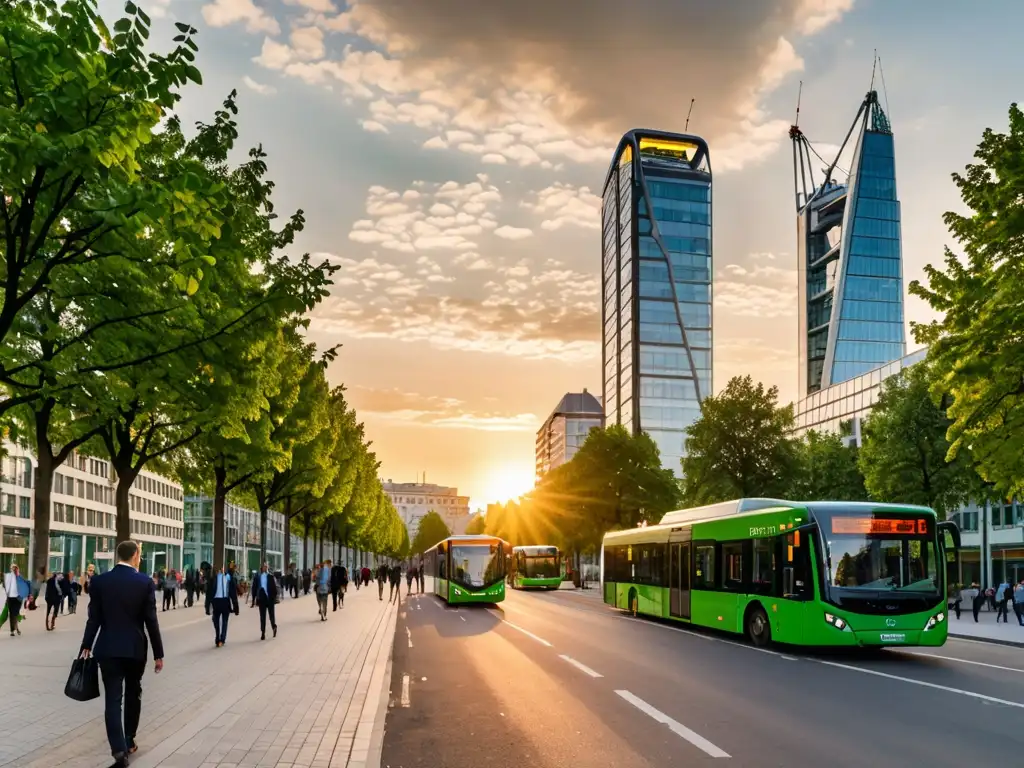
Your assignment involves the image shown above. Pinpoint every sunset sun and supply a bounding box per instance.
[478,462,536,508]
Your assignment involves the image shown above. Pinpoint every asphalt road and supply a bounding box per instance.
[381,581,1024,767]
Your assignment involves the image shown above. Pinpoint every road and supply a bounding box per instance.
[382,582,1024,767]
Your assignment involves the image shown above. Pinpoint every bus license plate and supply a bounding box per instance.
[880,633,905,643]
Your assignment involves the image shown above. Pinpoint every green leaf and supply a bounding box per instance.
[186,276,199,296]
[113,17,130,32]
[125,1,138,14]
[175,21,190,32]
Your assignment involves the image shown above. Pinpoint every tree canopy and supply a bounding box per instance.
[859,364,985,517]
[680,376,798,506]
[787,430,867,502]
[910,103,1024,499]
[410,511,451,555]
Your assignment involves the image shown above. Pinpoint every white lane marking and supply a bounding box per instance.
[615,690,730,758]
[818,661,1024,709]
[618,616,797,659]
[559,654,603,678]
[502,620,553,647]
[406,626,413,648]
[401,674,410,707]
[889,650,1024,674]
[460,615,466,622]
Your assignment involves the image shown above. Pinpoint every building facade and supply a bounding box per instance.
[602,130,712,476]
[183,495,287,575]
[535,389,604,480]
[792,89,906,397]
[382,480,470,539]
[0,443,184,575]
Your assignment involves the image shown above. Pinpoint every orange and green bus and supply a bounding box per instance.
[602,499,961,648]
[509,546,562,589]
[427,535,508,605]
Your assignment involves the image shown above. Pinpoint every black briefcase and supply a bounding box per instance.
[64,656,100,702]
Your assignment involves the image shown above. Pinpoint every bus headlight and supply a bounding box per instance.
[824,612,851,631]
[924,611,945,631]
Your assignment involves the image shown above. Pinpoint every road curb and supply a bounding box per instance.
[368,605,397,768]
[949,631,1024,648]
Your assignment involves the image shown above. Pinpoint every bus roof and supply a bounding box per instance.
[433,535,505,549]
[605,499,939,546]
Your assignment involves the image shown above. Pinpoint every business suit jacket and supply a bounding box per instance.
[80,564,164,662]
[205,571,240,614]
[250,572,278,605]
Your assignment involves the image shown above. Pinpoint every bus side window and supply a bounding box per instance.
[752,539,774,597]
[781,531,813,600]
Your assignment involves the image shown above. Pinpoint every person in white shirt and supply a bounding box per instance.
[249,562,278,640]
[3,563,25,637]
[204,564,239,647]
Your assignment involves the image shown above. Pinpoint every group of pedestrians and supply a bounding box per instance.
[950,579,1024,624]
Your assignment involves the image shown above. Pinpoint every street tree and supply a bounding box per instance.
[410,511,451,555]
[859,364,985,517]
[788,430,867,501]
[909,103,1024,498]
[465,515,486,535]
[680,375,799,506]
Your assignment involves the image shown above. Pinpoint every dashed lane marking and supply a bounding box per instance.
[401,674,410,707]
[502,620,553,647]
[559,654,603,678]
[615,690,730,758]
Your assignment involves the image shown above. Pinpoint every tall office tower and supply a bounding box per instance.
[791,90,905,396]
[601,130,712,477]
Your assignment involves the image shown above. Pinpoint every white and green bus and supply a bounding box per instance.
[509,545,561,589]
[602,498,960,648]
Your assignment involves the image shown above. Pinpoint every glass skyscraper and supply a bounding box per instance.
[793,90,905,396]
[601,130,712,476]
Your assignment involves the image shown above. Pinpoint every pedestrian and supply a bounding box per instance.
[971,582,985,622]
[205,562,240,648]
[406,564,415,596]
[3,563,28,637]
[389,563,401,604]
[1014,579,1024,626]
[362,565,371,588]
[996,583,1011,623]
[302,567,312,595]
[44,570,63,631]
[315,561,331,621]
[375,562,387,601]
[79,540,164,768]
[250,562,278,640]
[66,570,80,615]
[331,561,347,610]
[184,568,195,608]
[418,560,425,593]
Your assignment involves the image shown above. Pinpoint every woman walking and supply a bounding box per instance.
[65,570,80,615]
[44,571,64,631]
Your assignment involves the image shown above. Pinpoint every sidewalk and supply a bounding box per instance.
[0,586,398,768]
[948,614,1024,647]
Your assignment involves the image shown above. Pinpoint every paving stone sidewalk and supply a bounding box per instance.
[0,585,399,768]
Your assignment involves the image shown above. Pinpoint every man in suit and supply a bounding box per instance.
[249,561,278,640]
[330,561,347,611]
[205,562,239,647]
[80,540,164,768]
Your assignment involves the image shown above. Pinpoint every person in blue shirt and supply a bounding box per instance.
[315,560,332,621]
[249,561,278,640]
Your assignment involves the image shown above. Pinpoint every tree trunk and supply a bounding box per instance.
[303,512,310,569]
[213,463,227,571]
[115,470,133,543]
[318,528,324,562]
[259,505,268,563]
[31,449,54,577]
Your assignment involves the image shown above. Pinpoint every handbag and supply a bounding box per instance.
[64,656,100,702]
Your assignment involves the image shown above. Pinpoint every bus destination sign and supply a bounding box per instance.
[831,517,929,535]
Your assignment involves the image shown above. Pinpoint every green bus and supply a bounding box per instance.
[602,499,961,648]
[509,545,562,589]
[427,534,509,605]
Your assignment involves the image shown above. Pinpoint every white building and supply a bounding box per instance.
[0,443,184,575]
[382,480,471,539]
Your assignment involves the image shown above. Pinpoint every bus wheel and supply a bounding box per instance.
[746,605,772,648]
[628,588,638,616]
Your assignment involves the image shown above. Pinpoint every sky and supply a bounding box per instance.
[103,0,1024,511]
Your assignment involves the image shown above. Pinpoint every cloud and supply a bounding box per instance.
[493,225,533,241]
[347,180,503,253]
[254,37,293,69]
[148,0,173,18]
[201,0,280,34]
[361,120,389,133]
[242,75,277,95]
[288,0,854,172]
[715,254,797,319]
[522,183,600,231]
[290,26,325,61]
[348,386,537,432]
[284,0,337,12]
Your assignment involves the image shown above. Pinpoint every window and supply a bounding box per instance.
[693,544,716,589]
[722,543,744,590]
[753,539,774,596]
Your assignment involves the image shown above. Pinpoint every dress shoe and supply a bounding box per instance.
[273,626,278,638]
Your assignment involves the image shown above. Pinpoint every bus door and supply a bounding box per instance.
[669,531,692,619]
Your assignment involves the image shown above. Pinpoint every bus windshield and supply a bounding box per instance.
[523,556,559,579]
[451,544,503,589]
[819,511,939,595]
